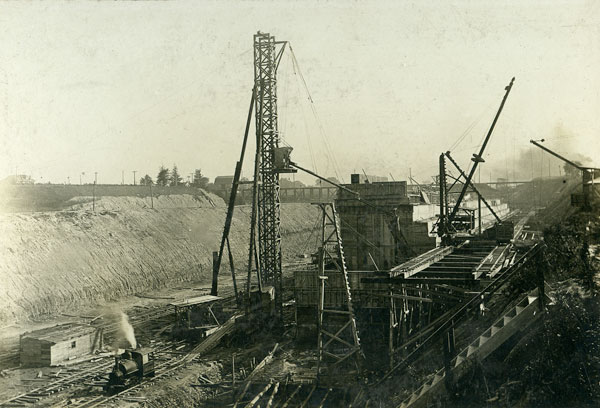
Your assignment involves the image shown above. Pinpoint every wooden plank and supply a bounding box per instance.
[390,246,454,278]
[245,382,273,408]
[299,385,317,408]
[233,381,253,408]
[322,321,351,349]
[279,384,301,408]
[318,388,331,408]
[367,292,432,303]
[265,382,280,408]
[244,343,279,382]
[321,329,355,349]
[183,313,240,363]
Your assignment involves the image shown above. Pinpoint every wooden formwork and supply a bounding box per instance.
[294,269,390,309]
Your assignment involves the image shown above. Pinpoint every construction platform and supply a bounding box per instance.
[388,240,508,284]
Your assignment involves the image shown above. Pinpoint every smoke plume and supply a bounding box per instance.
[484,125,593,182]
[119,312,137,349]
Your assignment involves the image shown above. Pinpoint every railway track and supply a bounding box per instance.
[0,289,233,370]
[67,311,240,408]
[0,292,238,407]
[0,305,175,370]
[67,349,193,408]
[0,340,187,407]
[0,360,115,407]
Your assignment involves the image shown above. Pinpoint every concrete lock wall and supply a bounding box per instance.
[335,181,439,270]
[337,204,436,270]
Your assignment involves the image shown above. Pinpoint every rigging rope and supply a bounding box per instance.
[279,52,292,147]
[299,211,324,256]
[288,44,344,183]
[291,59,319,175]
[447,99,496,152]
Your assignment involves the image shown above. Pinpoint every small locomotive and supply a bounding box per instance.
[104,348,155,393]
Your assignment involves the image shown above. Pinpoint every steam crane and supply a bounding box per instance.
[530,139,599,209]
[438,77,515,242]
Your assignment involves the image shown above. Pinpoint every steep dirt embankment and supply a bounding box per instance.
[0,193,319,325]
[0,184,217,212]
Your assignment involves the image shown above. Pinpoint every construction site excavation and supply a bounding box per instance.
[1,3,600,408]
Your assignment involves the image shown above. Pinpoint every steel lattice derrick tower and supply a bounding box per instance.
[253,32,283,312]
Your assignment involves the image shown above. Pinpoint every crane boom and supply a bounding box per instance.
[448,77,515,223]
[529,139,585,170]
[529,139,600,209]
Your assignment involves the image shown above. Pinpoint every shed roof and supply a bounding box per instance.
[169,295,222,308]
[21,324,98,344]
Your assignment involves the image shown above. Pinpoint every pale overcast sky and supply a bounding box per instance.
[0,0,598,185]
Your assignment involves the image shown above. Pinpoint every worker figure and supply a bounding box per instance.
[479,295,489,316]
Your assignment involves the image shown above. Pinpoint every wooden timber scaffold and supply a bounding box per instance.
[315,202,364,382]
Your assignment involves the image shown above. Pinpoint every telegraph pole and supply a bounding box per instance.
[133,170,137,186]
[122,170,125,185]
[93,175,96,212]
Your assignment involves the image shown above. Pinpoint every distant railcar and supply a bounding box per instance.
[483,221,515,243]
[104,348,155,394]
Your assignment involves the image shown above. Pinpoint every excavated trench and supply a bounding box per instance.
[0,192,320,325]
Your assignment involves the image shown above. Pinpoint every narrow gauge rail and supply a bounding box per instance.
[68,302,241,408]
[0,340,187,407]
[0,305,175,370]
[0,288,237,369]
[0,293,238,407]
[64,348,196,408]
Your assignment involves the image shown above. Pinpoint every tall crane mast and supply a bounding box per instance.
[211,33,288,321]
[253,32,288,318]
